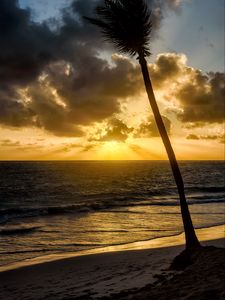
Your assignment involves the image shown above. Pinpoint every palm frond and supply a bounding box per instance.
[84,0,152,57]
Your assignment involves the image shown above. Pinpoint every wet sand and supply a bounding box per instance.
[0,225,224,300]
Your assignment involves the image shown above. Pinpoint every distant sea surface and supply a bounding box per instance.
[0,161,224,268]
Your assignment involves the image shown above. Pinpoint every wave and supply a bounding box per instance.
[151,198,225,206]
[0,248,66,255]
[187,186,225,193]
[0,226,40,236]
[0,195,224,224]
[0,205,90,224]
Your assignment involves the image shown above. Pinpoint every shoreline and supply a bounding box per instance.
[0,224,224,299]
[1,224,224,273]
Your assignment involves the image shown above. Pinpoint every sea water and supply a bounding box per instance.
[0,161,224,267]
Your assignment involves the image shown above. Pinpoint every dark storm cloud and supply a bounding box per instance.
[0,0,190,136]
[135,115,171,138]
[0,0,56,130]
[0,0,182,86]
[0,0,57,85]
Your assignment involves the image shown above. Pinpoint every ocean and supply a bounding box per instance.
[0,161,224,268]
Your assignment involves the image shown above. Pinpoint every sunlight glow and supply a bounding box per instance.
[99,141,133,160]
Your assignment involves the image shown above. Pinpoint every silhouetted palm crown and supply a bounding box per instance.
[84,0,152,57]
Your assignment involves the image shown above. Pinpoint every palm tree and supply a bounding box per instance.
[84,0,200,249]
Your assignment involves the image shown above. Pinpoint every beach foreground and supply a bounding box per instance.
[0,225,224,300]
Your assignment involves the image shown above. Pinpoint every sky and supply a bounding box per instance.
[0,0,224,160]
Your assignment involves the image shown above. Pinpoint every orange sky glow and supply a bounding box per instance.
[0,1,224,161]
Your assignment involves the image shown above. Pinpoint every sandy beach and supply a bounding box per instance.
[0,224,224,300]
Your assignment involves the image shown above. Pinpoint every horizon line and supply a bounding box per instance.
[0,159,224,162]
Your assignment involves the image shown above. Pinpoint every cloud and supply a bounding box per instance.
[0,0,57,86]
[176,71,225,124]
[89,117,133,142]
[81,144,98,152]
[149,53,225,125]
[0,139,46,151]
[0,0,144,136]
[145,0,184,35]
[0,139,21,147]
[0,0,183,84]
[186,133,225,143]
[220,136,225,144]
[21,54,142,136]
[149,53,186,88]
[135,115,171,138]
[0,85,34,127]
[0,0,221,139]
[0,0,57,130]
[186,134,199,140]
[25,80,85,137]
[88,114,172,142]
[166,0,182,11]
[202,135,221,140]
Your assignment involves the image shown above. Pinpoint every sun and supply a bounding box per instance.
[97,141,135,160]
[104,141,119,148]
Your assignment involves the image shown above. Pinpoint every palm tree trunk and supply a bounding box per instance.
[138,55,200,249]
